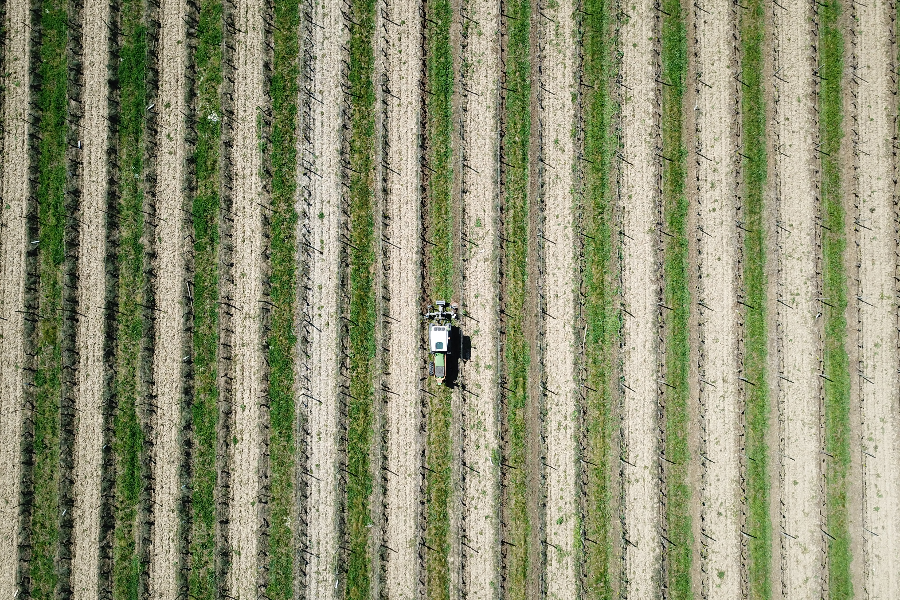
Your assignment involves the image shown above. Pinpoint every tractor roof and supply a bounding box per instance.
[429,324,450,352]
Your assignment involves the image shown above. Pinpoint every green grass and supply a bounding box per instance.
[661,2,692,597]
[580,0,617,594]
[265,0,300,597]
[741,0,772,599]
[740,0,772,596]
[818,1,852,596]
[345,0,377,595]
[425,0,454,298]
[499,0,532,596]
[30,1,67,596]
[111,1,148,598]
[424,384,452,600]
[188,1,223,598]
[424,0,454,596]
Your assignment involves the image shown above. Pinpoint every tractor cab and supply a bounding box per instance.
[429,323,450,352]
[429,324,450,380]
[425,300,458,384]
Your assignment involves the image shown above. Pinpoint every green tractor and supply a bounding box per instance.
[425,300,458,384]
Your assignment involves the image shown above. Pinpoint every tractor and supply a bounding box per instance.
[425,300,458,384]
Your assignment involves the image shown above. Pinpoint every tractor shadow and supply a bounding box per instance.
[442,326,470,389]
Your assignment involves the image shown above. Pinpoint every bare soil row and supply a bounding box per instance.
[301,1,349,597]
[692,2,743,596]
[71,0,114,597]
[456,0,502,596]
[227,0,268,598]
[853,1,900,596]
[147,0,193,597]
[771,2,826,597]
[0,1,33,596]
[619,1,663,596]
[537,0,579,597]
[377,0,425,597]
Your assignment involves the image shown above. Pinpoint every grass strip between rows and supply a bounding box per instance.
[265,0,300,596]
[739,0,771,596]
[500,0,531,595]
[189,1,223,598]
[265,0,300,597]
[818,1,852,596]
[660,2,692,597]
[111,1,148,597]
[580,0,617,593]
[424,0,454,596]
[30,0,67,595]
[345,0,377,595]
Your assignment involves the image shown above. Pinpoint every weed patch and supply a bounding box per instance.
[424,0,454,596]
[111,2,148,597]
[265,0,300,597]
[345,0,377,595]
[499,0,532,596]
[661,2,692,596]
[740,0,772,596]
[188,1,223,597]
[580,0,617,594]
[818,1,852,596]
[30,1,67,595]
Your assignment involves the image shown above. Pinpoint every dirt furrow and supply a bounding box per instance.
[71,0,113,597]
[301,1,348,597]
[148,0,191,598]
[619,0,662,596]
[854,1,900,596]
[537,0,579,596]
[228,0,267,598]
[0,1,33,595]
[458,0,501,596]
[378,0,424,595]
[693,2,742,596]
[771,1,825,597]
